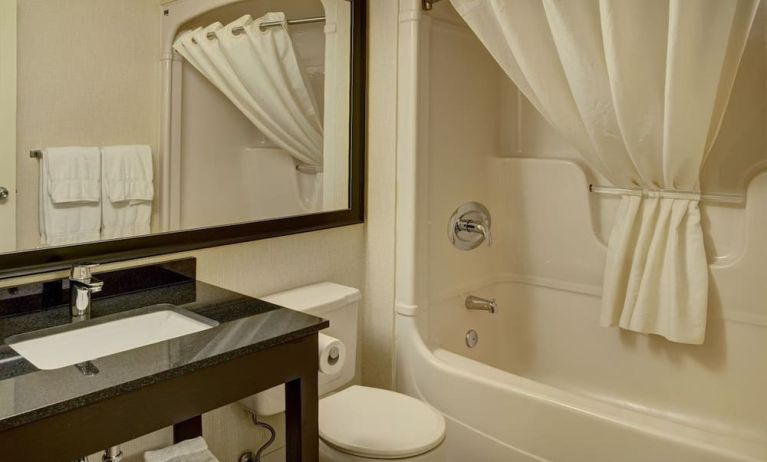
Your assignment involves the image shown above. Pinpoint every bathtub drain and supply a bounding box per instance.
[465,329,478,348]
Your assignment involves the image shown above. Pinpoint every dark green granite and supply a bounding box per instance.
[0,260,328,432]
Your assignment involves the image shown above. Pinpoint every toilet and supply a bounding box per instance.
[239,282,446,462]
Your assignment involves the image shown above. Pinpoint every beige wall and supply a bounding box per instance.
[0,0,17,252]
[361,0,398,390]
[3,1,400,460]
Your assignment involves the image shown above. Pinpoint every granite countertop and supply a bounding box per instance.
[0,259,328,432]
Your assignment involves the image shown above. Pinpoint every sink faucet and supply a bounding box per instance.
[69,264,103,322]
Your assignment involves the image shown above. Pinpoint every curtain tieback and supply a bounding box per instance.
[296,163,323,174]
[631,189,701,201]
[590,184,746,205]
[590,184,701,201]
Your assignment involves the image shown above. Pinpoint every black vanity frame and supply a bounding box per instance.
[0,0,367,279]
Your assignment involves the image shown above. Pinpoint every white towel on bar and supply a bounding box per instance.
[144,437,220,462]
[101,145,154,239]
[39,147,101,246]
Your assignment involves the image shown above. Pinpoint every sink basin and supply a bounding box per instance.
[6,304,218,370]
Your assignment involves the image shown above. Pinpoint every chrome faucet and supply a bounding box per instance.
[465,295,496,314]
[72,445,121,462]
[102,446,123,462]
[69,264,103,321]
[455,219,492,247]
[448,202,492,250]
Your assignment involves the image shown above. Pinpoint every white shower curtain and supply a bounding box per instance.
[451,0,760,344]
[173,12,324,167]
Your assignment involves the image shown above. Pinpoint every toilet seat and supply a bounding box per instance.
[319,386,446,459]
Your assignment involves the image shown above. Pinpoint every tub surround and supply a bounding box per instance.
[0,258,327,461]
[391,1,767,460]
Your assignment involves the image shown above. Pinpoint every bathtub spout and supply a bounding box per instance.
[465,295,496,314]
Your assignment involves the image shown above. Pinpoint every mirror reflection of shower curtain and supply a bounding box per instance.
[173,12,323,168]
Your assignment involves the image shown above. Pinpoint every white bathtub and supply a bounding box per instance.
[395,281,767,462]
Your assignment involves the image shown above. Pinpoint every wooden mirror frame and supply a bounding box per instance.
[0,0,366,279]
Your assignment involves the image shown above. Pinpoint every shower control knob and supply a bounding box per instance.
[448,202,492,250]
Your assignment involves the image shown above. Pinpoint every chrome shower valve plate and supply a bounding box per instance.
[448,201,491,250]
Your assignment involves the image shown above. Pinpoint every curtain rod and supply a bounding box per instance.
[589,184,745,205]
[205,16,325,40]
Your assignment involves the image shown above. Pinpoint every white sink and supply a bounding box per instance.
[6,305,218,370]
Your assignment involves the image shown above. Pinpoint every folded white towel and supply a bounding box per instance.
[101,145,154,239]
[39,147,101,246]
[144,437,220,462]
[44,146,101,204]
[101,145,154,202]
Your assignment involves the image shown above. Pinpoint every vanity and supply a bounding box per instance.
[0,259,327,461]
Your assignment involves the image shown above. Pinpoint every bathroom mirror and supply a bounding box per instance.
[0,0,365,277]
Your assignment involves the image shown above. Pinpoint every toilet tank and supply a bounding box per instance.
[239,282,361,416]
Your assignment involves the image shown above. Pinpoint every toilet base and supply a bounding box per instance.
[320,439,446,462]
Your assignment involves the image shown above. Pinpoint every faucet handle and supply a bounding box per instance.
[448,202,492,251]
[473,222,492,247]
[70,263,99,281]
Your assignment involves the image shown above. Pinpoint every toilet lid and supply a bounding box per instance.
[319,386,446,459]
